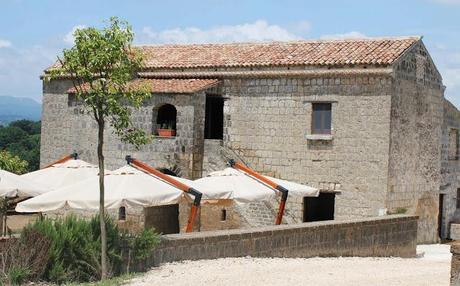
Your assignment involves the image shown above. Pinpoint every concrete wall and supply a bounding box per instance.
[151,215,417,266]
[387,42,445,243]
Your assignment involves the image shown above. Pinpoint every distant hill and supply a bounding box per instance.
[0,96,41,124]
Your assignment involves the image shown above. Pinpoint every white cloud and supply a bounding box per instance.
[63,25,86,45]
[0,45,59,100]
[0,39,12,48]
[139,20,301,44]
[430,44,460,108]
[429,0,460,5]
[320,31,368,40]
[444,69,460,89]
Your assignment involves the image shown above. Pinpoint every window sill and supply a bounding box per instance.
[152,135,176,139]
[306,134,333,141]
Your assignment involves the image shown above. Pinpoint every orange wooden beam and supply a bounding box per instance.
[43,152,78,169]
[126,156,202,233]
[229,159,289,225]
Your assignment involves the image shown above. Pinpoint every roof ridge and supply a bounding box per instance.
[133,36,421,48]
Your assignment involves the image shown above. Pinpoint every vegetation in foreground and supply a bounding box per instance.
[46,16,153,279]
[0,215,159,285]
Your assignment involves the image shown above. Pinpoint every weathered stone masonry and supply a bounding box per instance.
[41,37,451,242]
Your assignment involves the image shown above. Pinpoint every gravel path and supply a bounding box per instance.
[126,244,451,286]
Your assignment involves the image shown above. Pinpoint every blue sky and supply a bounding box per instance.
[1,0,459,106]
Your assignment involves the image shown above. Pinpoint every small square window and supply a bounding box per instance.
[312,103,332,135]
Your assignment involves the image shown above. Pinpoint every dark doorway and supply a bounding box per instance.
[144,204,180,234]
[204,96,224,139]
[438,194,445,239]
[303,193,335,222]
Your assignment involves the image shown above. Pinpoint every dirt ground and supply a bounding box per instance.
[125,244,451,286]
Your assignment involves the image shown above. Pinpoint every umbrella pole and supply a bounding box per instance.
[229,159,289,225]
[126,156,203,233]
[43,152,78,169]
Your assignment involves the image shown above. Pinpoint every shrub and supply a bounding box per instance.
[22,214,160,283]
[7,266,31,285]
[0,229,51,285]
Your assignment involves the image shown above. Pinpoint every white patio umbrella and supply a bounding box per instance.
[194,168,319,203]
[0,170,49,198]
[165,175,233,201]
[16,165,184,213]
[194,168,277,203]
[21,159,102,190]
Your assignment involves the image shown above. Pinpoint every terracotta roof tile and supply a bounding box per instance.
[67,79,220,94]
[136,37,419,69]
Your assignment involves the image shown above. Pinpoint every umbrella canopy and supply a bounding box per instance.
[194,168,318,203]
[21,159,102,190]
[16,165,184,213]
[0,170,49,198]
[165,175,233,201]
[194,168,277,203]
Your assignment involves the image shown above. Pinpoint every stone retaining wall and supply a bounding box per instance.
[451,243,460,285]
[151,215,417,266]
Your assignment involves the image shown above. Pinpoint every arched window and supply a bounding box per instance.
[155,104,177,137]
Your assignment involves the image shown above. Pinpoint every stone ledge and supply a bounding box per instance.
[305,134,333,141]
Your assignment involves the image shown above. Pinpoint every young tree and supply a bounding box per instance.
[46,17,151,279]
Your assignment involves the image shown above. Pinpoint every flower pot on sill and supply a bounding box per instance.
[157,129,176,137]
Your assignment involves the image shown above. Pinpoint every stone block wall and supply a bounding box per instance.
[41,79,208,179]
[442,100,460,239]
[151,215,418,266]
[387,43,444,243]
[222,76,393,222]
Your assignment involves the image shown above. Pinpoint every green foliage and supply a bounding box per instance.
[130,228,160,261]
[46,17,152,148]
[25,215,109,283]
[0,120,40,171]
[0,150,28,174]
[23,215,160,283]
[46,17,153,279]
[7,266,31,285]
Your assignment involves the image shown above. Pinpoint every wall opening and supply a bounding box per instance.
[156,104,177,137]
[439,194,445,239]
[220,209,227,221]
[204,95,224,139]
[144,204,180,234]
[303,192,335,222]
[118,206,126,221]
[158,168,178,177]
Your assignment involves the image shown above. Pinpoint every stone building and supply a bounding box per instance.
[41,36,449,242]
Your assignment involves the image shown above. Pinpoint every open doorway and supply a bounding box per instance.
[438,194,445,239]
[204,95,224,139]
[303,192,335,222]
[144,204,180,234]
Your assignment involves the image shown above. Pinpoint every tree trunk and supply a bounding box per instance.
[97,117,108,279]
